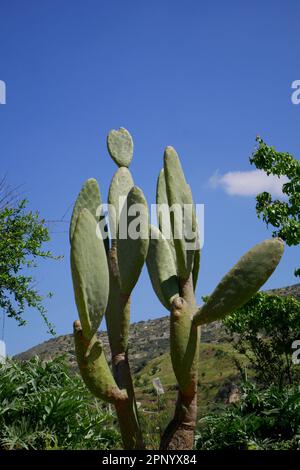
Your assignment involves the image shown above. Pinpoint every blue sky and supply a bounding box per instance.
[0,0,299,355]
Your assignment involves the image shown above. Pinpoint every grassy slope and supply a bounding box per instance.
[134,342,248,416]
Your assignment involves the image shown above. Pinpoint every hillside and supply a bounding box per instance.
[14,315,230,373]
[15,283,300,367]
[14,284,300,414]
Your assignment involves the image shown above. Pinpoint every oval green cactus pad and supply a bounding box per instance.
[69,178,101,243]
[108,167,134,240]
[193,238,284,326]
[71,209,109,339]
[107,127,133,168]
[164,146,197,280]
[117,186,149,295]
[146,225,179,309]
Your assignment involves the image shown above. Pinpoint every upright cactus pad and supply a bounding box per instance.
[164,146,197,279]
[107,127,133,168]
[117,186,149,296]
[70,209,109,340]
[70,127,284,451]
[108,167,134,237]
[69,178,101,242]
[147,225,179,309]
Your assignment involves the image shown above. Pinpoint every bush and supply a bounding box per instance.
[195,381,300,450]
[0,356,121,450]
[223,292,300,387]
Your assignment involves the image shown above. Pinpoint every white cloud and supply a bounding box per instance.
[209,169,288,197]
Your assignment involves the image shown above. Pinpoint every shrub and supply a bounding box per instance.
[223,292,300,387]
[195,381,300,450]
[0,356,121,449]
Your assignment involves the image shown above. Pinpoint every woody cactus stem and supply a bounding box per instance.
[70,127,284,450]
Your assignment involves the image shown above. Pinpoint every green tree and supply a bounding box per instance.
[250,137,300,276]
[223,292,300,388]
[0,184,56,333]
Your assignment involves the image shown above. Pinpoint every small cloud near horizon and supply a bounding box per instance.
[209,169,288,197]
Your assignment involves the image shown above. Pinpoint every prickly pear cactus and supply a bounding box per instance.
[70,128,148,450]
[147,145,284,449]
[69,128,284,450]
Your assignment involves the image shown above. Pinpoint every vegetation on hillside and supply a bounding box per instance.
[195,381,300,450]
[223,292,300,387]
[195,292,300,450]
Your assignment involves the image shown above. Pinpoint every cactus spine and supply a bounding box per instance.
[70,128,284,450]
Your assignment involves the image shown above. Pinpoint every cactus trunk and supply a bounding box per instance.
[160,274,200,450]
[160,389,198,450]
[106,247,144,449]
[115,394,143,449]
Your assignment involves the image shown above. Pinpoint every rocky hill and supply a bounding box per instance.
[266,283,300,301]
[14,314,230,373]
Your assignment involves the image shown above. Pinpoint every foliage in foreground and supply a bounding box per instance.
[0,356,121,450]
[195,381,300,450]
[223,292,300,388]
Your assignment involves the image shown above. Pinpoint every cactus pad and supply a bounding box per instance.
[107,128,133,168]
[164,146,196,279]
[117,186,149,295]
[193,238,284,326]
[71,209,109,339]
[108,167,134,240]
[146,225,179,309]
[69,178,101,243]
